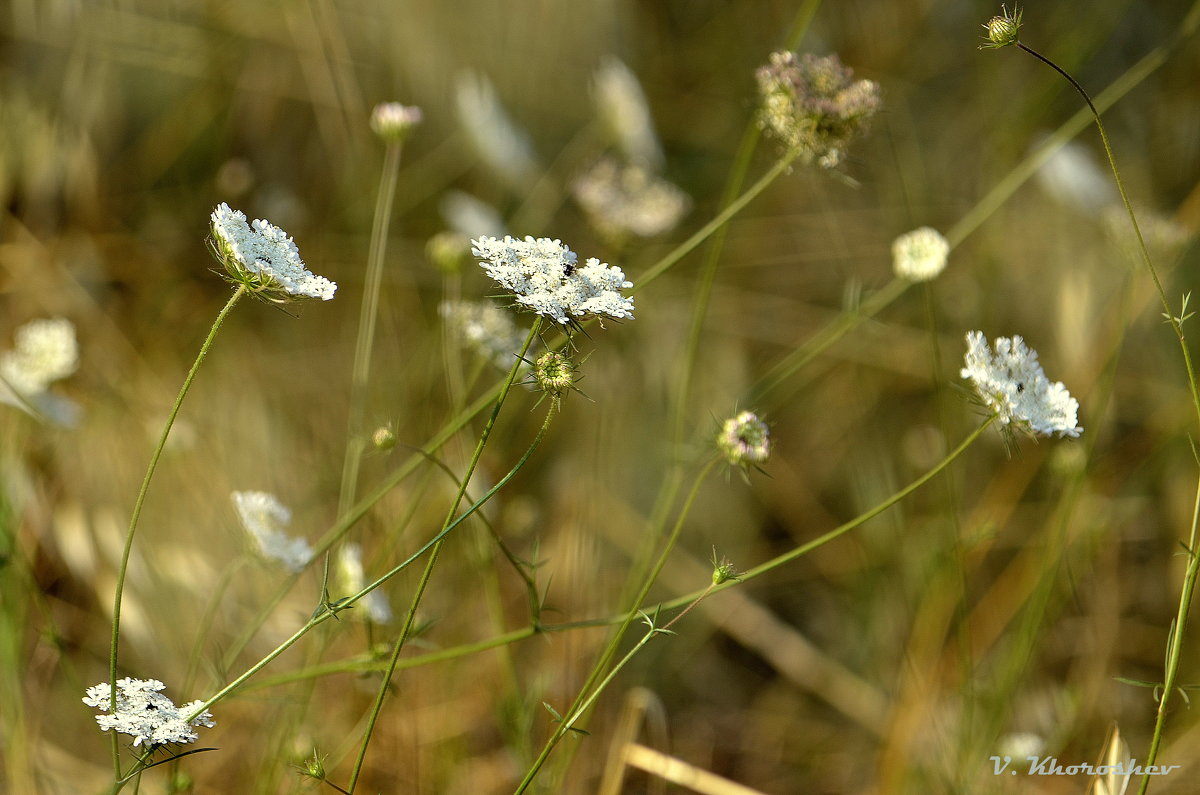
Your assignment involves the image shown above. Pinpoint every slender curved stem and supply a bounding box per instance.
[345,319,543,792]
[107,285,245,779]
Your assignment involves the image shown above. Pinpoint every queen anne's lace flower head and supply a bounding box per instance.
[892,227,950,282]
[83,678,214,747]
[755,52,881,169]
[209,203,336,301]
[0,317,78,396]
[231,491,314,572]
[571,157,690,241]
[471,235,635,325]
[718,411,771,468]
[961,331,1082,438]
[439,300,528,369]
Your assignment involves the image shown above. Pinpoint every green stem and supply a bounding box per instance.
[516,456,720,791]
[345,319,543,792]
[106,285,245,780]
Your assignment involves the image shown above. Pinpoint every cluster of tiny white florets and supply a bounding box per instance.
[470,235,635,325]
[231,491,314,573]
[961,331,1082,438]
[337,543,393,624]
[82,678,214,748]
[0,317,78,396]
[369,102,422,142]
[892,227,950,282]
[755,51,881,169]
[439,300,528,369]
[571,157,690,241]
[209,203,336,301]
[717,411,771,467]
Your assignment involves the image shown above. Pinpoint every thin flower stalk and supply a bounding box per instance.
[984,10,1200,788]
[345,319,542,792]
[107,285,245,779]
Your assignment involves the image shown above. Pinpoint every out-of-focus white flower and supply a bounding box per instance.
[1101,203,1192,266]
[82,678,214,747]
[440,190,507,240]
[997,732,1046,760]
[756,51,881,169]
[471,235,634,325]
[209,203,336,301]
[892,227,950,282]
[231,491,313,572]
[718,411,771,468]
[455,72,539,190]
[571,157,690,240]
[593,56,664,170]
[961,331,1082,438]
[440,300,528,369]
[370,102,422,142]
[1033,135,1116,213]
[337,543,393,624]
[0,317,80,424]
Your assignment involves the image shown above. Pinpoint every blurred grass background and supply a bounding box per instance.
[3,0,1200,792]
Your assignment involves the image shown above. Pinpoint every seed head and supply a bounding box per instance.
[981,5,1022,49]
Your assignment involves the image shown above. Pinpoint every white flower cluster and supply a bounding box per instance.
[892,227,950,282]
[1,316,78,395]
[961,331,1082,438]
[572,158,690,240]
[337,542,393,624]
[82,678,214,747]
[471,235,635,325]
[209,203,336,301]
[369,102,422,142]
[439,300,528,369]
[231,491,314,572]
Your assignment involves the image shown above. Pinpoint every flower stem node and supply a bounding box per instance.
[981,5,1022,49]
[209,203,336,302]
[718,410,771,469]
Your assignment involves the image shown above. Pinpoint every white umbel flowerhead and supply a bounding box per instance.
[718,410,771,468]
[82,678,214,747]
[892,227,950,282]
[231,491,314,572]
[209,203,336,301]
[439,300,528,369]
[0,317,78,395]
[471,235,635,325]
[961,331,1082,438]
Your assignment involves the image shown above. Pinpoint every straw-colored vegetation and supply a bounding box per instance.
[3,2,1200,793]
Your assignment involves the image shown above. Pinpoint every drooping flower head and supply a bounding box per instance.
[755,52,881,169]
[961,331,1081,438]
[370,102,422,142]
[471,235,635,326]
[892,227,950,282]
[209,203,336,301]
[83,678,214,748]
[231,491,314,572]
[717,410,771,469]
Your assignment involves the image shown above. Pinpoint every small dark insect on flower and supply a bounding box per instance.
[563,261,577,276]
[1016,382,1025,393]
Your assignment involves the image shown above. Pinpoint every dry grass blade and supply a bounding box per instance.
[622,742,771,795]
[1088,724,1132,795]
